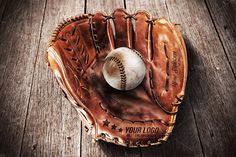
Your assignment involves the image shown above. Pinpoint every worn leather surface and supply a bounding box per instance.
[46,8,188,147]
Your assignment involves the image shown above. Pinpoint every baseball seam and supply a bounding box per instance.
[106,57,126,90]
[130,48,145,61]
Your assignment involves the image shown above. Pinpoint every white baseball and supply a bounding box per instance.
[102,47,146,91]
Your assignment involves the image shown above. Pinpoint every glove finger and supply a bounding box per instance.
[50,16,96,75]
[133,11,151,59]
[48,15,99,105]
[91,12,115,56]
[112,8,133,48]
[150,18,187,113]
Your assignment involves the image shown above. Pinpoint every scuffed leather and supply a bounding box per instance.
[46,8,187,147]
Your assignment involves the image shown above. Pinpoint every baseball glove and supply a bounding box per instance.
[45,8,187,147]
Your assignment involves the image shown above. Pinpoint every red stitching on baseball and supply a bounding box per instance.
[106,56,126,90]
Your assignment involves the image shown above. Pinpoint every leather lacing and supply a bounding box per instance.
[90,16,101,54]
[146,18,158,24]
[48,14,90,47]
[103,15,115,22]
[124,13,137,20]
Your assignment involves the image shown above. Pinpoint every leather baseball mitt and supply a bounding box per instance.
[45,8,187,147]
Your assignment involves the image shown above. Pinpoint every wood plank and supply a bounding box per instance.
[125,1,204,157]
[87,0,124,14]
[19,0,85,156]
[0,0,7,21]
[0,0,46,156]
[205,0,236,77]
[82,1,141,157]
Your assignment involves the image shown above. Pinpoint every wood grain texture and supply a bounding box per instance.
[126,1,204,157]
[0,0,46,156]
[19,0,84,156]
[87,0,124,14]
[0,0,7,21]
[0,0,235,156]
[205,0,236,77]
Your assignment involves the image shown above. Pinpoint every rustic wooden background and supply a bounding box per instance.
[0,0,235,156]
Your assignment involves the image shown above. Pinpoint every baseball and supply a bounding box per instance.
[102,47,146,91]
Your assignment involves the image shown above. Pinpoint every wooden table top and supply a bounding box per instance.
[0,0,235,157]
